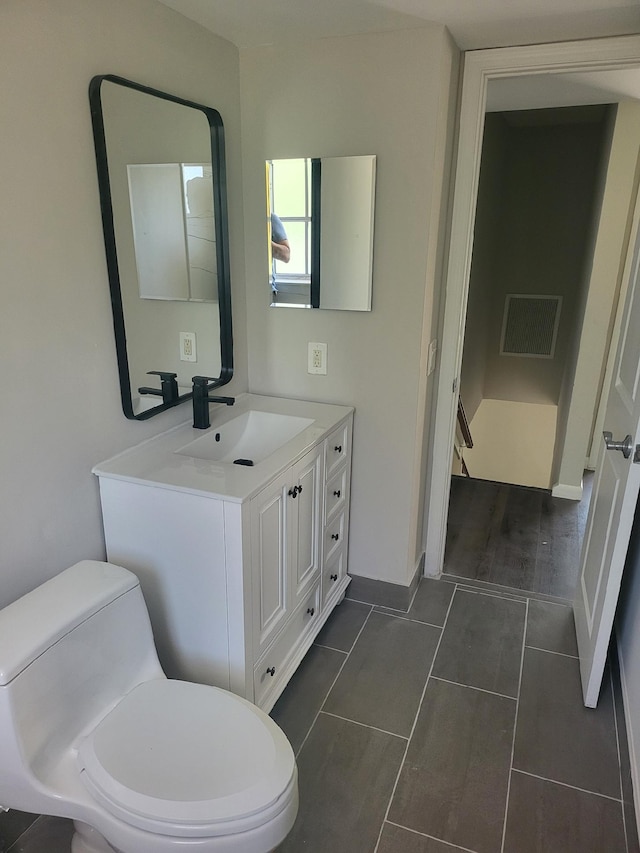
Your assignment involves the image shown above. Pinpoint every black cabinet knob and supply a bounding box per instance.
[334,445,342,453]
[266,666,276,677]
[331,533,340,541]
[298,484,303,494]
[330,573,338,581]
[288,486,299,498]
[307,607,315,616]
[333,489,341,498]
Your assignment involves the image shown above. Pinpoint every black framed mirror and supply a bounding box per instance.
[89,75,233,420]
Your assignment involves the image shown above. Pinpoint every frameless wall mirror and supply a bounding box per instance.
[267,155,376,311]
[89,75,233,420]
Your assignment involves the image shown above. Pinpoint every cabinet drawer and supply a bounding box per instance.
[323,547,346,607]
[324,511,346,561]
[325,421,350,479]
[254,584,320,708]
[325,467,348,522]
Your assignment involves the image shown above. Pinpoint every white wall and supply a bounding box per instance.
[240,28,459,586]
[0,0,247,608]
[482,117,605,405]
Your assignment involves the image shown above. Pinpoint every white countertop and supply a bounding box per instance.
[93,394,353,503]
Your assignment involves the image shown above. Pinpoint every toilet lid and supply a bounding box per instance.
[78,679,296,837]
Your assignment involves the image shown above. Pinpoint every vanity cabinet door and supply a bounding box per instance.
[250,445,323,658]
[289,445,323,608]
[250,470,290,658]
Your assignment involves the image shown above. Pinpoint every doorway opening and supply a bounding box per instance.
[424,38,640,709]
[444,103,615,597]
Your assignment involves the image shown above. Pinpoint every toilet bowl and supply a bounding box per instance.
[0,561,298,853]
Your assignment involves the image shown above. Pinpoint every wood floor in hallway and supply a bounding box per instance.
[444,474,593,599]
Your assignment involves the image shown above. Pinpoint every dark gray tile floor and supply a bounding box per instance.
[3,577,638,852]
[271,578,638,853]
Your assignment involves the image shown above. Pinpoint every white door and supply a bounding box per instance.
[574,198,640,708]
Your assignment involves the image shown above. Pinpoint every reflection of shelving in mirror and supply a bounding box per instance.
[127,163,218,303]
[183,165,218,301]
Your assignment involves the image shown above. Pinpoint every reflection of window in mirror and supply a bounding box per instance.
[267,158,312,306]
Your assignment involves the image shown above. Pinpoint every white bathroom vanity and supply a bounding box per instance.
[93,394,353,712]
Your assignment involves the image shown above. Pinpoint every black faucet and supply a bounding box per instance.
[192,376,235,429]
[138,371,179,406]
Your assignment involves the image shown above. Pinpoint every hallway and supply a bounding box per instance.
[444,474,593,599]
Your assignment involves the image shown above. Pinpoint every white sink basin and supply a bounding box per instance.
[175,410,315,464]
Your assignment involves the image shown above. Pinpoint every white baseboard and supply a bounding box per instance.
[551,482,583,500]
[616,631,640,844]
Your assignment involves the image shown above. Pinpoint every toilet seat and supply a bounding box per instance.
[78,679,297,838]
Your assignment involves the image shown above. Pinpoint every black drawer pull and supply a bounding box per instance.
[331,533,340,541]
[334,444,342,453]
[333,489,341,498]
[330,573,338,581]
[307,607,315,616]
[266,666,276,677]
[288,486,299,498]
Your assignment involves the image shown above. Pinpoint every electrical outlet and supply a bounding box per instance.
[308,342,327,375]
[180,331,197,363]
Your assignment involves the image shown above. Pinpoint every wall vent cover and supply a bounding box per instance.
[500,294,562,359]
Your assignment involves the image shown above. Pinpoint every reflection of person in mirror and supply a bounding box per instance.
[271,213,290,263]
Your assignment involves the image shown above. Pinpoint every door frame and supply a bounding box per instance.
[424,34,640,576]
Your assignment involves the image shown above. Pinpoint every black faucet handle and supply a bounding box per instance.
[139,371,179,405]
[148,371,178,379]
[192,377,234,405]
[192,375,220,389]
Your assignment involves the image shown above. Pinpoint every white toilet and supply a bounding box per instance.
[0,560,298,853]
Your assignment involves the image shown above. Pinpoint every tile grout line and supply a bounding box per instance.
[372,584,456,853]
[500,597,529,853]
[371,610,449,630]
[524,644,578,660]
[7,814,45,853]
[313,641,350,654]
[294,604,374,759]
[454,586,527,603]
[442,572,573,606]
[384,819,481,853]
[429,674,518,702]
[511,767,625,804]
[318,710,408,742]
[609,660,631,853]
[347,578,434,618]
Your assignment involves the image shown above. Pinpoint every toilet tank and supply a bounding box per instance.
[0,561,164,791]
